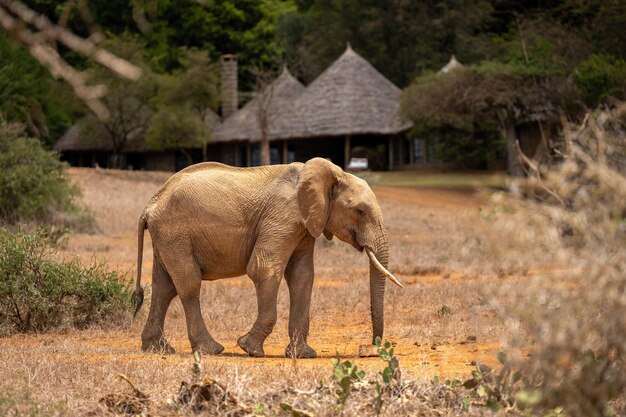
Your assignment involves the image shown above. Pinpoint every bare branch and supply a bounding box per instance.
[0,4,110,118]
[560,111,574,159]
[0,0,141,80]
[515,139,565,205]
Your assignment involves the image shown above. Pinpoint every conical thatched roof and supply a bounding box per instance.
[53,123,148,152]
[211,67,304,143]
[439,55,463,74]
[272,45,411,139]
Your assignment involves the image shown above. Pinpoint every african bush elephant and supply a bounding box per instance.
[132,157,402,358]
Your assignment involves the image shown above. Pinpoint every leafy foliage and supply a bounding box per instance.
[0,123,86,225]
[0,228,132,334]
[374,337,400,386]
[79,34,157,168]
[5,0,625,161]
[575,54,626,107]
[278,0,497,86]
[401,63,579,174]
[331,352,365,409]
[0,32,79,143]
[145,49,219,164]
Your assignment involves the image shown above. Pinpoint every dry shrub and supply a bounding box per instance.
[99,374,150,415]
[485,103,626,416]
[0,387,68,417]
[0,228,132,334]
[94,345,497,417]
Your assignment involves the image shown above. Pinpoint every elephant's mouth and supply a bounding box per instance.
[349,229,364,252]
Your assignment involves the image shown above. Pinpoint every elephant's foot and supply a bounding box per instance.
[237,333,265,357]
[285,342,317,359]
[191,338,224,355]
[141,337,176,354]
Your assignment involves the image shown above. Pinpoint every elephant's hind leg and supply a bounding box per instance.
[141,256,177,353]
[164,254,224,355]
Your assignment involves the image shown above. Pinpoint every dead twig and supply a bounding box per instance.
[0,0,141,119]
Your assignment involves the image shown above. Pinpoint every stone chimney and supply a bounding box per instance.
[220,54,238,119]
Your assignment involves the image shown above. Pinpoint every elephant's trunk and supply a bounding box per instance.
[366,230,393,345]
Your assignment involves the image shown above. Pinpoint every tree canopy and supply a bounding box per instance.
[1,0,623,169]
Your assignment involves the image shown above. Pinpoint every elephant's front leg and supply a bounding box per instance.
[237,273,281,357]
[285,247,317,358]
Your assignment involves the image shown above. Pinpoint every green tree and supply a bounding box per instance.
[0,32,79,142]
[79,34,157,168]
[145,49,219,165]
[121,0,295,87]
[145,106,208,166]
[278,0,497,85]
[575,54,626,108]
[401,64,578,176]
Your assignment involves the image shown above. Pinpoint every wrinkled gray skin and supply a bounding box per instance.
[133,158,392,358]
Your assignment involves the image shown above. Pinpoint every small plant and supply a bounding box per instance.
[0,228,131,334]
[461,352,524,411]
[375,336,401,386]
[436,304,454,317]
[332,351,365,409]
[192,351,202,381]
[372,337,402,415]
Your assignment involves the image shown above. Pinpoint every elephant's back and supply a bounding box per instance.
[148,162,300,224]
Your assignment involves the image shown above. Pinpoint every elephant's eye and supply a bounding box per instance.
[355,208,366,217]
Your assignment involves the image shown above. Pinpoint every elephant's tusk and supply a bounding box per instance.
[365,248,404,288]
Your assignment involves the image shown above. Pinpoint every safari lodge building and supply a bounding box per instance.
[55,46,414,171]
[209,46,412,171]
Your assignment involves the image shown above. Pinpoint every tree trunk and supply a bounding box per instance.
[110,151,124,169]
[502,123,524,177]
[260,130,270,165]
[180,148,194,167]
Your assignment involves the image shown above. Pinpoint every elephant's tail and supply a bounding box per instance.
[132,211,148,318]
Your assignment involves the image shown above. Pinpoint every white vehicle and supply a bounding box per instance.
[347,157,368,170]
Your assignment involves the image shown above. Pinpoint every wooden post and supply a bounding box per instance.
[282,140,288,164]
[409,138,415,164]
[344,135,351,169]
[388,136,394,171]
[246,142,252,167]
[398,135,405,166]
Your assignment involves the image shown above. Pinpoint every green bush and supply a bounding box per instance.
[0,228,132,334]
[0,123,89,226]
[575,54,626,107]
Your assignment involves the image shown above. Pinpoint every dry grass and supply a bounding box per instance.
[0,167,559,415]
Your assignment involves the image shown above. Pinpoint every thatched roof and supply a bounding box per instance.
[54,109,221,152]
[211,67,305,143]
[53,123,148,152]
[272,45,411,139]
[439,55,463,74]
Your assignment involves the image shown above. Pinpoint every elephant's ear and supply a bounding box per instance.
[297,158,343,238]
